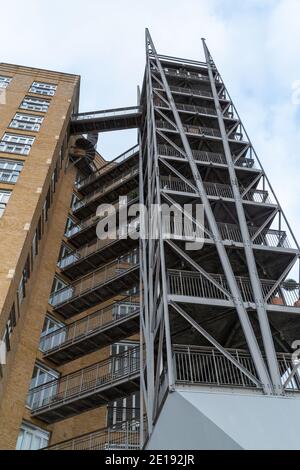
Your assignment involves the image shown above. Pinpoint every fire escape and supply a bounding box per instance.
[29,30,300,450]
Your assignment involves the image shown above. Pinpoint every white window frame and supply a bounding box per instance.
[39,315,66,352]
[10,113,43,132]
[0,76,11,89]
[0,190,11,218]
[29,81,57,97]
[16,422,50,450]
[0,133,35,156]
[20,96,50,113]
[27,363,59,409]
[0,159,23,183]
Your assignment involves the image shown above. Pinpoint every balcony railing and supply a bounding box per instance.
[73,167,139,211]
[76,144,139,190]
[174,346,259,388]
[173,345,300,392]
[30,347,140,413]
[157,144,254,168]
[44,419,140,450]
[49,250,139,308]
[156,120,222,138]
[40,295,139,354]
[163,68,210,83]
[163,219,290,249]
[169,85,213,98]
[65,193,138,238]
[168,270,300,308]
[160,176,273,204]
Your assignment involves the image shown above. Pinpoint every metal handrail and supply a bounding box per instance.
[160,175,272,204]
[173,345,300,391]
[156,119,222,138]
[49,249,139,307]
[73,166,139,211]
[65,193,138,238]
[76,144,139,189]
[168,269,300,307]
[157,144,254,168]
[72,106,141,122]
[30,347,140,412]
[59,219,139,269]
[44,418,140,450]
[41,295,140,354]
[163,218,290,249]
[169,85,213,98]
[163,68,210,82]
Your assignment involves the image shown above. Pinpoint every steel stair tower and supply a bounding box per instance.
[141,30,300,449]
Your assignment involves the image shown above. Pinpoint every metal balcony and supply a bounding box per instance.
[65,194,139,248]
[49,251,139,317]
[30,347,140,423]
[73,167,139,219]
[70,106,142,134]
[41,296,140,364]
[76,145,139,194]
[167,269,300,309]
[160,176,274,205]
[173,345,300,392]
[44,419,140,450]
[163,219,291,251]
[161,67,210,83]
[59,222,139,280]
[158,144,255,169]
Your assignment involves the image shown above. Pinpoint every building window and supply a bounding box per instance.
[1,304,17,354]
[108,393,140,429]
[10,113,44,132]
[39,315,65,352]
[0,76,11,88]
[51,276,67,294]
[0,190,11,217]
[16,422,49,450]
[29,81,57,97]
[0,133,35,156]
[0,159,23,183]
[20,96,50,113]
[27,363,59,409]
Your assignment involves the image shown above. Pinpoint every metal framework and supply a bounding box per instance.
[140,29,300,443]
[29,30,300,450]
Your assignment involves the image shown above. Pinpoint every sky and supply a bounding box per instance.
[0,0,299,245]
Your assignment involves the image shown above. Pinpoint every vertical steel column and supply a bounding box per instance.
[145,29,272,394]
[202,39,282,394]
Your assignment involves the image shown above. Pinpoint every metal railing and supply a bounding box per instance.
[49,250,139,307]
[72,106,141,122]
[156,120,222,138]
[59,219,139,269]
[41,295,139,354]
[76,145,139,189]
[173,345,300,392]
[168,269,300,307]
[163,68,210,82]
[155,100,217,117]
[73,167,139,211]
[169,85,213,98]
[44,419,140,450]
[30,346,140,412]
[174,346,259,388]
[163,219,290,249]
[65,193,138,238]
[160,175,272,204]
[157,144,254,168]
